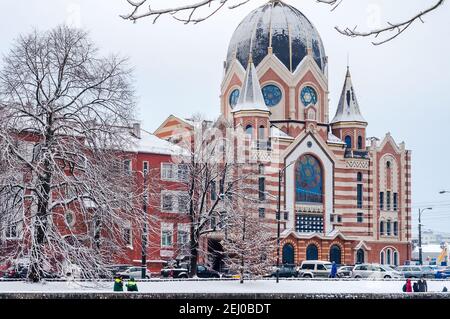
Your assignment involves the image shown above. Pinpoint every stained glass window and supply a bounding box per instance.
[300,86,318,107]
[295,155,323,203]
[229,89,240,108]
[261,84,282,107]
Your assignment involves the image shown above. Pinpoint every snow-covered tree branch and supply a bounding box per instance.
[0,26,145,281]
[168,115,264,277]
[121,0,445,45]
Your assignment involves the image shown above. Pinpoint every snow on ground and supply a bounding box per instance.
[1,279,450,294]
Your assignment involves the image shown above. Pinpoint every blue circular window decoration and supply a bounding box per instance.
[301,86,318,107]
[262,84,282,107]
[229,89,240,108]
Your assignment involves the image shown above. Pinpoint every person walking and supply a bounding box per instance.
[113,276,124,292]
[418,276,428,292]
[126,277,139,292]
[330,261,338,278]
[403,278,412,293]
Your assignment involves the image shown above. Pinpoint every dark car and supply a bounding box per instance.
[161,264,221,279]
[268,265,299,278]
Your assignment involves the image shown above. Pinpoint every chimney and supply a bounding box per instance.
[132,122,141,139]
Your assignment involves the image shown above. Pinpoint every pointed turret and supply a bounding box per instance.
[232,55,269,113]
[331,67,368,151]
[331,67,366,124]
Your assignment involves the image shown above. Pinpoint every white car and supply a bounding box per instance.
[117,266,151,279]
[298,261,333,278]
[351,264,403,279]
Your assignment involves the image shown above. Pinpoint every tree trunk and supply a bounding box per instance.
[189,241,198,278]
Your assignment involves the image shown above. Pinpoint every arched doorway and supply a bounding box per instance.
[306,244,319,260]
[329,245,342,264]
[282,244,295,265]
[356,249,365,264]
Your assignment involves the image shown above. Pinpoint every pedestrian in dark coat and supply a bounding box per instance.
[113,276,124,292]
[418,277,428,292]
[126,277,139,292]
[330,262,338,278]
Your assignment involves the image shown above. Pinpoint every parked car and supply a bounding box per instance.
[298,261,333,278]
[337,265,354,278]
[351,264,403,279]
[117,266,151,279]
[104,264,134,278]
[267,264,299,278]
[160,264,221,279]
[3,266,59,279]
[435,266,450,279]
[396,265,435,278]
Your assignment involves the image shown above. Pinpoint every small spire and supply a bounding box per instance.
[232,59,268,113]
[331,67,366,124]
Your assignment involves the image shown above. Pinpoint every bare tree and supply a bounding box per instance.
[121,0,445,45]
[221,202,275,284]
[0,26,143,281]
[170,115,261,277]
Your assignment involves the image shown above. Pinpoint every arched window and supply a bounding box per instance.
[357,136,363,150]
[345,135,352,149]
[380,251,385,265]
[393,221,398,236]
[295,155,323,203]
[380,221,385,236]
[386,161,391,169]
[306,244,319,260]
[329,245,342,265]
[282,244,295,265]
[357,172,363,182]
[245,125,253,136]
[356,249,365,264]
[386,249,392,265]
[387,220,392,236]
[258,125,265,140]
[393,251,399,266]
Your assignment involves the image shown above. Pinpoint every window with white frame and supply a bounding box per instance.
[5,223,18,239]
[161,163,189,182]
[123,159,132,174]
[161,192,189,213]
[162,193,174,211]
[123,225,132,247]
[177,224,190,246]
[161,223,173,248]
[143,161,149,175]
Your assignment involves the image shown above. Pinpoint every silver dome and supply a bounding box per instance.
[226,1,327,73]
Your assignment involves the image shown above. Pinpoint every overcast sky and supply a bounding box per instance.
[0,0,449,233]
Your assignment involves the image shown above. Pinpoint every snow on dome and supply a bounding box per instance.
[226,1,327,73]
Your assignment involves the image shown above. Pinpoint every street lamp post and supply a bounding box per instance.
[141,172,149,279]
[276,161,295,284]
[418,207,432,265]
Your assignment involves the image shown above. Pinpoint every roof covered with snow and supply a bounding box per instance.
[327,131,345,145]
[232,58,269,113]
[126,129,187,156]
[331,68,367,124]
[271,125,293,139]
[226,0,327,73]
